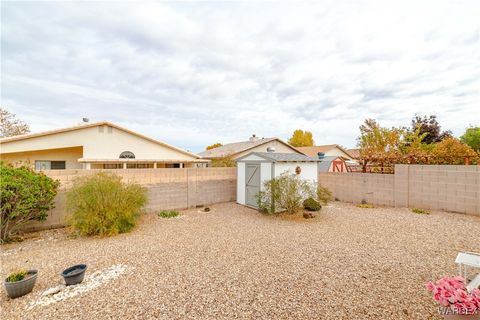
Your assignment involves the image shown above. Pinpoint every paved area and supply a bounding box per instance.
[1,202,479,319]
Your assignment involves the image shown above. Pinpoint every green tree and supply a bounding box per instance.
[401,127,433,164]
[0,108,30,138]
[288,129,314,147]
[206,143,222,150]
[460,126,480,152]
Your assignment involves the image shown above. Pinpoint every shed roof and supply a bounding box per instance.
[317,156,339,172]
[237,152,321,162]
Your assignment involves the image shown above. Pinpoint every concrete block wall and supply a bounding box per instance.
[24,168,236,231]
[396,165,479,215]
[319,165,479,216]
[319,172,395,206]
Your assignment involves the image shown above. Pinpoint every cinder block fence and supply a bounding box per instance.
[319,165,479,216]
[24,168,236,231]
[23,164,479,231]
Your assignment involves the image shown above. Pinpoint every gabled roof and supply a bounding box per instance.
[297,144,353,159]
[347,148,360,159]
[0,121,201,159]
[198,137,303,159]
[318,156,341,172]
[237,152,321,162]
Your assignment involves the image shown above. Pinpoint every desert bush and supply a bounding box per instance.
[411,208,430,215]
[66,172,147,236]
[316,185,333,205]
[357,203,375,208]
[256,172,313,215]
[0,161,59,243]
[158,210,179,218]
[211,157,236,167]
[303,197,321,211]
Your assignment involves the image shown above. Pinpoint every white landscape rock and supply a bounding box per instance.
[41,285,66,296]
[29,264,128,309]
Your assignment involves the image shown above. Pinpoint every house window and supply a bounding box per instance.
[103,164,123,169]
[35,160,66,170]
[126,163,153,169]
[119,151,135,159]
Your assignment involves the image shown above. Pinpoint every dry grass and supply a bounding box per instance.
[1,202,479,320]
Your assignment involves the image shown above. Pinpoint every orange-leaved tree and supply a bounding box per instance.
[430,137,478,165]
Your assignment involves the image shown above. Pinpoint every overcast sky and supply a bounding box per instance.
[2,1,479,152]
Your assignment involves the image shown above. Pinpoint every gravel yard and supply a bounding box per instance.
[1,202,479,320]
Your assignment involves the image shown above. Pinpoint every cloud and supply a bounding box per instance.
[1,0,479,152]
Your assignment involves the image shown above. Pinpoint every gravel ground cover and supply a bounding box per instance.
[1,202,479,320]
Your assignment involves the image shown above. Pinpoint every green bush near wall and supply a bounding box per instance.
[256,173,313,215]
[0,161,59,243]
[66,172,147,236]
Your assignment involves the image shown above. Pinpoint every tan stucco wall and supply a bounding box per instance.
[0,147,84,169]
[0,124,198,161]
[232,140,299,159]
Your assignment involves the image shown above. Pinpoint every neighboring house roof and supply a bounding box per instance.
[347,148,360,159]
[0,121,201,159]
[198,137,302,159]
[297,144,353,159]
[237,152,322,162]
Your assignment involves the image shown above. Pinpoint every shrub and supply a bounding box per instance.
[6,270,27,282]
[316,185,333,205]
[0,162,59,243]
[357,203,375,208]
[303,197,321,211]
[66,172,147,236]
[256,172,313,215]
[411,208,430,215]
[158,210,179,218]
[211,157,236,167]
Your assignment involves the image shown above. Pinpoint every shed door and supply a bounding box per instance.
[245,164,260,208]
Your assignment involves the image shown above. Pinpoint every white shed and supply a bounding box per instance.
[236,152,321,208]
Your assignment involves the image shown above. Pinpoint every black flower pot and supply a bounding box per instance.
[61,264,87,286]
[4,270,38,299]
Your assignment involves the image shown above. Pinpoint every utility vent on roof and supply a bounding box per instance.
[249,134,259,142]
[267,147,275,153]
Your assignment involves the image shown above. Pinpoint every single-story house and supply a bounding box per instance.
[296,144,354,160]
[198,135,304,162]
[0,121,208,170]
